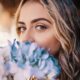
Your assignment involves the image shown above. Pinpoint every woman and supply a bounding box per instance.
[16,0,80,80]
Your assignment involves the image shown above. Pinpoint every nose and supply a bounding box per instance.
[21,30,34,43]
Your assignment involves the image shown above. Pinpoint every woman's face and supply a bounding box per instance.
[17,2,60,55]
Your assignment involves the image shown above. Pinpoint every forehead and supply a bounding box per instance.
[19,1,52,22]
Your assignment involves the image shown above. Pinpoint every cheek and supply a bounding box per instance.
[49,38,61,55]
[43,37,60,55]
[18,33,25,42]
[34,33,60,55]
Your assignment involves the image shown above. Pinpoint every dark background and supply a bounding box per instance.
[73,0,80,16]
[73,0,80,9]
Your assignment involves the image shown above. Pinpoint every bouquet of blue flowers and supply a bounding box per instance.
[0,40,61,80]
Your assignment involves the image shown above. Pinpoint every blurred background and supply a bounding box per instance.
[73,0,80,16]
[0,0,80,46]
[0,0,21,46]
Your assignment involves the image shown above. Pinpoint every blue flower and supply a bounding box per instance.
[10,40,61,79]
[0,40,61,80]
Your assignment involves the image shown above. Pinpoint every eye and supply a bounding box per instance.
[17,26,26,35]
[35,25,48,31]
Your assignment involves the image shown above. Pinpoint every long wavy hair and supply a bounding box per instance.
[16,0,80,80]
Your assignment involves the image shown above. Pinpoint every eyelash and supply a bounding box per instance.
[35,25,48,31]
[17,25,48,35]
[17,26,26,34]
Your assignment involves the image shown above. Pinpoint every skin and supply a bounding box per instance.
[17,2,61,55]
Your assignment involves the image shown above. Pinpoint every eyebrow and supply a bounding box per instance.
[31,18,52,24]
[18,18,52,25]
[17,21,25,25]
